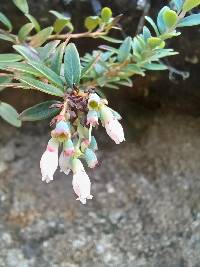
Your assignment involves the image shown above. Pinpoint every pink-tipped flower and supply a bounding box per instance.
[105,119,125,144]
[85,148,98,168]
[81,139,90,151]
[72,159,93,204]
[51,121,71,142]
[63,139,75,156]
[87,110,99,126]
[89,136,98,151]
[40,138,59,183]
[99,105,114,126]
[59,151,71,175]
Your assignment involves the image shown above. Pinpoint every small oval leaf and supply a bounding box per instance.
[84,16,99,31]
[64,43,81,87]
[30,27,53,47]
[163,9,178,28]
[18,23,34,42]
[118,36,132,62]
[101,7,112,23]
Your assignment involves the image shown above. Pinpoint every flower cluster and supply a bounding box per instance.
[40,90,124,204]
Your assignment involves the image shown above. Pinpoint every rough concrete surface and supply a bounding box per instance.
[0,112,200,267]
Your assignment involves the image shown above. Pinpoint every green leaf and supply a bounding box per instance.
[4,62,41,76]
[30,27,53,47]
[143,63,168,70]
[0,76,13,91]
[12,0,29,14]
[81,57,97,78]
[18,23,34,42]
[157,6,170,33]
[13,44,41,62]
[18,76,64,96]
[177,14,200,27]
[99,35,123,43]
[101,7,112,23]
[27,61,64,88]
[84,16,99,31]
[51,42,66,75]
[64,43,81,87]
[0,102,21,127]
[118,36,132,62]
[49,10,68,20]
[123,64,145,76]
[145,16,160,36]
[36,40,60,61]
[19,100,61,121]
[25,14,41,32]
[142,26,151,41]
[53,19,70,34]
[0,34,15,43]
[147,37,165,49]
[0,53,22,62]
[171,0,184,12]
[0,12,12,31]
[49,10,73,33]
[183,0,200,12]
[163,9,178,28]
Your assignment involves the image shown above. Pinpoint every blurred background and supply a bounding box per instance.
[0,1,200,266]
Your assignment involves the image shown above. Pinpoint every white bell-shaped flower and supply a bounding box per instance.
[40,138,59,183]
[59,151,71,175]
[105,119,125,144]
[72,159,93,204]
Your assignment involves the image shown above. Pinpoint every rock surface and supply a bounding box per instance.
[0,111,200,267]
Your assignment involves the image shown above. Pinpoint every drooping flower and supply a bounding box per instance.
[85,148,98,168]
[88,93,100,110]
[100,105,124,144]
[105,119,125,144]
[59,150,71,175]
[72,159,93,204]
[89,136,98,151]
[40,138,59,183]
[87,110,99,126]
[99,105,114,126]
[51,121,71,142]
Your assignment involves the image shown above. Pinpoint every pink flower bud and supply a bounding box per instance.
[51,121,71,141]
[72,159,93,204]
[105,119,125,144]
[85,148,98,168]
[87,110,99,126]
[63,139,75,156]
[40,139,59,183]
